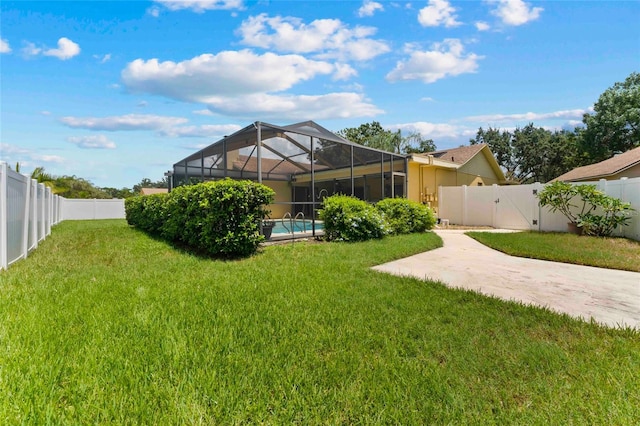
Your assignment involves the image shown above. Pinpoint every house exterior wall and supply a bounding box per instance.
[457,153,502,186]
[263,180,292,218]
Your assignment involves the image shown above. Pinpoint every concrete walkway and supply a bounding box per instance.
[373,230,640,329]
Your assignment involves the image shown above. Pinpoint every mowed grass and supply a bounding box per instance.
[467,231,640,272]
[1,220,638,424]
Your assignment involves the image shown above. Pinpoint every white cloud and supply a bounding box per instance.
[333,63,358,80]
[358,0,384,17]
[464,108,589,123]
[31,154,66,164]
[60,114,188,131]
[43,37,81,60]
[386,39,483,83]
[22,42,42,57]
[94,53,111,63]
[67,135,117,149]
[202,92,383,120]
[122,50,344,101]
[159,124,242,138]
[236,14,390,61]
[420,97,435,102]
[418,0,461,28]
[389,121,463,139]
[475,21,491,31]
[488,0,543,26]
[0,38,11,53]
[153,0,244,13]
[193,109,215,116]
[0,143,30,156]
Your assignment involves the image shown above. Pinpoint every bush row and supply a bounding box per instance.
[319,195,436,242]
[125,179,275,257]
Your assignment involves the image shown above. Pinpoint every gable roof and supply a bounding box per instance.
[553,146,640,182]
[427,144,487,166]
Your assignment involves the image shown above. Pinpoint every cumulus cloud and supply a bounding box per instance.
[389,121,463,139]
[60,114,188,131]
[236,14,390,61]
[43,37,81,60]
[22,37,80,60]
[475,21,490,31]
[464,108,589,123]
[0,38,11,53]
[122,50,342,101]
[358,0,384,17]
[67,135,117,149]
[153,0,244,13]
[193,109,215,116]
[386,39,483,83]
[418,0,461,28]
[31,154,66,164]
[159,124,242,138]
[488,0,543,26]
[94,53,111,63]
[203,92,383,120]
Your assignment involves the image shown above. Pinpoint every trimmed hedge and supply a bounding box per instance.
[125,179,274,257]
[319,195,387,242]
[376,198,436,234]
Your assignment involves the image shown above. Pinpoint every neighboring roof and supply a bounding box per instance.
[553,146,640,182]
[140,188,168,195]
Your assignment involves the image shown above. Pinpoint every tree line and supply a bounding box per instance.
[340,72,639,184]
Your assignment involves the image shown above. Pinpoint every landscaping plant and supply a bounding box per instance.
[375,197,436,234]
[125,179,274,257]
[319,195,387,242]
[537,181,635,236]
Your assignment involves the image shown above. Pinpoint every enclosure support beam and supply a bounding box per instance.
[256,121,262,184]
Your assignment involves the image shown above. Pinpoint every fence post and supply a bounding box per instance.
[491,184,498,228]
[30,179,38,250]
[0,162,8,270]
[21,173,31,261]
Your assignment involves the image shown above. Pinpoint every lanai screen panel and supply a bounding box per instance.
[172,121,407,200]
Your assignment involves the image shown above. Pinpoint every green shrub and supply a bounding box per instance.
[376,198,436,234]
[319,195,386,242]
[124,193,168,235]
[537,182,635,237]
[162,179,275,257]
[127,179,274,257]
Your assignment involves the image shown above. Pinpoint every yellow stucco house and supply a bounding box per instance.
[407,144,506,213]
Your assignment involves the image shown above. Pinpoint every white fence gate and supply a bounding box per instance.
[0,162,126,270]
[439,177,640,241]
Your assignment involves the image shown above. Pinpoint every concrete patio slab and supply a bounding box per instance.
[373,230,640,329]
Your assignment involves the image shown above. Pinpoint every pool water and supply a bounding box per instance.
[272,219,324,235]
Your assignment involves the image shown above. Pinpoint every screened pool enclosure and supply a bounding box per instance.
[171,121,407,238]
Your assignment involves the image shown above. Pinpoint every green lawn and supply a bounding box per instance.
[1,220,638,424]
[467,231,640,272]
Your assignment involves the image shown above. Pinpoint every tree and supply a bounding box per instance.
[471,125,581,183]
[404,133,437,153]
[29,167,112,198]
[132,177,168,194]
[470,127,517,180]
[581,72,640,162]
[338,122,436,154]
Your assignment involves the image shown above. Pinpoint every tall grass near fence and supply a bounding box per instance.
[1,220,638,424]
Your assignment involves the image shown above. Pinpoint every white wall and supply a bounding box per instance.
[439,177,640,241]
[61,198,125,220]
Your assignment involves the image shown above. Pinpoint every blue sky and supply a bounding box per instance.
[1,0,638,189]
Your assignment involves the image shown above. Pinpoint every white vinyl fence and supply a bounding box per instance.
[439,177,640,241]
[0,162,126,270]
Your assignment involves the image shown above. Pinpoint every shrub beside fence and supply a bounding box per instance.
[438,177,640,241]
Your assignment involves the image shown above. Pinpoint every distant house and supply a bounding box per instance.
[553,146,640,182]
[140,188,168,195]
[407,144,507,212]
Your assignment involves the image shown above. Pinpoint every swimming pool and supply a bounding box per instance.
[272,219,324,235]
